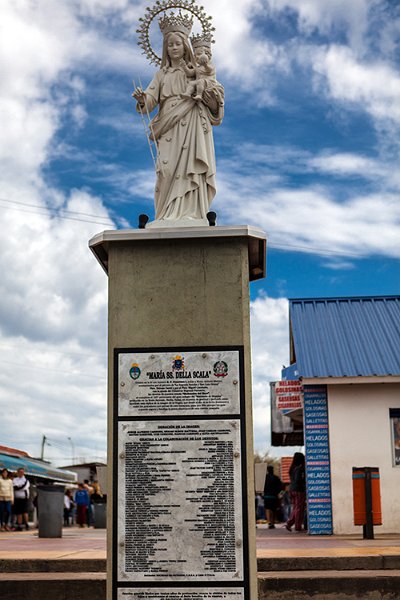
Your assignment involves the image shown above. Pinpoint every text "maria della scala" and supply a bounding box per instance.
[146,370,212,380]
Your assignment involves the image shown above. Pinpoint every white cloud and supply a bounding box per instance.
[309,152,382,177]
[221,141,400,187]
[262,1,400,134]
[0,336,107,462]
[0,0,120,460]
[0,189,110,461]
[0,0,145,185]
[0,2,75,182]
[307,151,400,190]
[208,135,400,263]
[376,14,400,58]
[0,99,59,180]
[71,104,88,127]
[216,165,400,259]
[250,295,289,452]
[0,3,74,96]
[266,0,376,54]
[0,192,111,346]
[77,0,130,16]
[312,44,400,124]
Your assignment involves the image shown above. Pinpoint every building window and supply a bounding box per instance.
[390,409,400,467]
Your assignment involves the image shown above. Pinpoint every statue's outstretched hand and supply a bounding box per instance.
[132,87,146,105]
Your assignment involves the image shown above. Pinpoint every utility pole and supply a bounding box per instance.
[40,435,46,460]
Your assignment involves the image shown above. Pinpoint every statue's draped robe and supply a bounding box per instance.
[139,66,224,221]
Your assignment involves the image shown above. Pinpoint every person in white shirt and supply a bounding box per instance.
[64,489,73,526]
[13,468,30,531]
[0,469,14,531]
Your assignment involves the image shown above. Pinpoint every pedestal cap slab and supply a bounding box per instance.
[88,225,266,281]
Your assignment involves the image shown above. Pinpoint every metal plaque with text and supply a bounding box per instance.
[118,350,240,417]
[114,347,248,599]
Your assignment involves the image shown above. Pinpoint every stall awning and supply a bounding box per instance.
[0,453,77,483]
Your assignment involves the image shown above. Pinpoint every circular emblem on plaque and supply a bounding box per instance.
[213,360,228,378]
[129,363,141,380]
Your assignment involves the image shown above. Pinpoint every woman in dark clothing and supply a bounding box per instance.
[285,452,306,532]
[263,465,283,529]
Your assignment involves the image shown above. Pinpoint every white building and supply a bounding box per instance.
[282,295,400,535]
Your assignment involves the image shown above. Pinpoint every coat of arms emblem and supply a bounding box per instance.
[129,363,141,380]
[213,360,228,377]
[172,355,185,371]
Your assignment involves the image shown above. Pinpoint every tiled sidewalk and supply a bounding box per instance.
[0,524,399,562]
[0,527,106,560]
[256,524,400,559]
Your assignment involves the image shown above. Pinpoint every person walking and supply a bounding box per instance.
[0,469,13,531]
[75,483,90,527]
[263,465,283,529]
[12,468,30,531]
[285,452,306,532]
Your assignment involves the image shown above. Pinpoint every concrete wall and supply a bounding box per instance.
[328,383,400,534]
[65,466,90,483]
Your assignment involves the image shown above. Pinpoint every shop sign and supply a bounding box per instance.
[275,380,303,414]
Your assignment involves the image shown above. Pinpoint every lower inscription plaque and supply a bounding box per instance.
[114,347,248,598]
[117,420,243,582]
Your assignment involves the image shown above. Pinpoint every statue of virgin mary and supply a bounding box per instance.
[133,10,224,227]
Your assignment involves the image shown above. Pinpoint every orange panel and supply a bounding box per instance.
[352,468,382,526]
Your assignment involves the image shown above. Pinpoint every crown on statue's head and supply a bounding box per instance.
[159,11,194,37]
[190,32,214,50]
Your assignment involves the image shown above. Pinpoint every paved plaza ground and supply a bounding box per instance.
[0,526,399,599]
[0,524,399,563]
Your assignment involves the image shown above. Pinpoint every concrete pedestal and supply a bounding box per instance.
[89,225,266,600]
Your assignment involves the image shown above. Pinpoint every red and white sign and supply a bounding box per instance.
[275,380,303,412]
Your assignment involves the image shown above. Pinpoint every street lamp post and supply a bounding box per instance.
[67,437,75,465]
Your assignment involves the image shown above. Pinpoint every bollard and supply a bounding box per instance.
[352,467,382,540]
[37,485,64,538]
[93,501,107,529]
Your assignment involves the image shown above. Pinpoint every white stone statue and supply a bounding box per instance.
[133,2,224,228]
[181,35,217,102]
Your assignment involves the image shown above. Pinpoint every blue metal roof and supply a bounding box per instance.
[0,453,77,483]
[288,295,400,378]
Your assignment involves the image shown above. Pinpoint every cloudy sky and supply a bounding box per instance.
[0,0,399,464]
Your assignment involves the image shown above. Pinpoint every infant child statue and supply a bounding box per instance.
[181,34,216,102]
